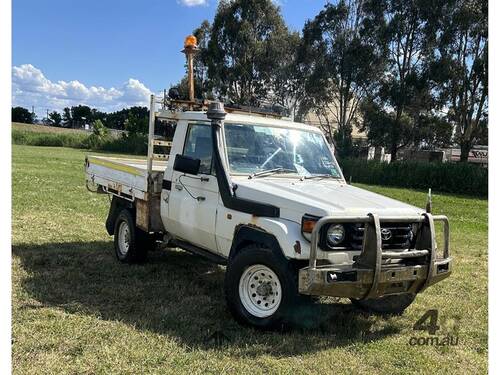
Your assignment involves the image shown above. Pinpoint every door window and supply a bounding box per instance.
[183,124,213,175]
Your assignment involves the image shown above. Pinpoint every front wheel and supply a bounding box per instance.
[113,209,149,263]
[224,245,301,329]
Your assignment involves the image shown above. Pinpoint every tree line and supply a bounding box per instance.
[172,0,487,162]
[12,105,149,134]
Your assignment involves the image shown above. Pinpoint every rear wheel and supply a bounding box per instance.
[224,244,302,329]
[350,293,415,315]
[113,209,149,263]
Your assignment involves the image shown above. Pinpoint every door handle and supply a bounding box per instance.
[175,183,183,191]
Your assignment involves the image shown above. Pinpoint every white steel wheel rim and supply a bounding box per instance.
[238,264,282,318]
[118,221,131,256]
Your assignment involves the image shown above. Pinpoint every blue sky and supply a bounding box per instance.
[12,0,328,116]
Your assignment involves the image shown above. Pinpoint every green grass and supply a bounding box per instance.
[12,122,90,134]
[12,122,147,155]
[12,145,488,374]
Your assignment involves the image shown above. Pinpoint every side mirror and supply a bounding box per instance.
[173,154,201,175]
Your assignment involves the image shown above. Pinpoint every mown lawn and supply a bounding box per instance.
[12,145,488,374]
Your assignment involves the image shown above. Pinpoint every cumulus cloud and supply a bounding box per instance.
[12,64,153,115]
[178,0,208,7]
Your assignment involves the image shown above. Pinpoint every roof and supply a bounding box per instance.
[156,109,321,133]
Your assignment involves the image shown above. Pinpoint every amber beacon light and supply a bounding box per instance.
[184,35,198,49]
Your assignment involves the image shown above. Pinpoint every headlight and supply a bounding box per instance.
[326,224,345,246]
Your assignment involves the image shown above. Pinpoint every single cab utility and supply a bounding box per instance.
[85,96,452,329]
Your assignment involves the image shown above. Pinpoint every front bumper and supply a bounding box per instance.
[298,213,452,300]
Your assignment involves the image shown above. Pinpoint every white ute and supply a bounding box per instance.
[85,96,452,329]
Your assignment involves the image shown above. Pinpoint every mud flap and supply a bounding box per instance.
[105,196,131,235]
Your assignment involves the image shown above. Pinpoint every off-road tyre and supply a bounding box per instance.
[113,209,150,263]
[224,244,303,330]
[350,293,416,315]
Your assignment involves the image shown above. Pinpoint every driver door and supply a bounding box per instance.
[168,123,219,251]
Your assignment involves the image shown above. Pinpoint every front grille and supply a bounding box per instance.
[318,222,418,251]
[349,223,415,250]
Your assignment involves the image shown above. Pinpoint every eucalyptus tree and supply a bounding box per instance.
[360,0,446,161]
[433,0,488,161]
[204,0,292,106]
[192,20,212,98]
[300,0,385,157]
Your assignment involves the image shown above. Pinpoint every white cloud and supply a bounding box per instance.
[178,0,208,7]
[11,64,153,115]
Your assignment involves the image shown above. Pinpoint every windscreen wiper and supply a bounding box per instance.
[249,168,297,179]
[303,174,341,180]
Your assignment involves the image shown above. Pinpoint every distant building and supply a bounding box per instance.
[302,102,367,143]
[396,146,487,166]
[444,146,488,166]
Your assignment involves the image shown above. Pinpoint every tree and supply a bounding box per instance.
[299,0,386,157]
[12,106,34,124]
[204,0,292,106]
[124,110,148,135]
[62,107,72,127]
[360,99,454,152]
[268,31,308,120]
[363,0,444,161]
[359,100,410,152]
[170,75,204,101]
[92,119,109,137]
[193,20,213,98]
[48,111,62,127]
[102,107,148,131]
[417,114,453,149]
[433,0,487,161]
[71,105,93,127]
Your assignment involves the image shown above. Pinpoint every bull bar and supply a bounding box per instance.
[298,213,452,300]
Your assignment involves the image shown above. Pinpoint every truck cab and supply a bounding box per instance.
[85,96,452,329]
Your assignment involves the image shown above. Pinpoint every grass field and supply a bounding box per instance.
[12,122,90,134]
[12,145,488,374]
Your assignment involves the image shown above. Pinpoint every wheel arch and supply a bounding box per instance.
[228,225,287,262]
[105,196,134,235]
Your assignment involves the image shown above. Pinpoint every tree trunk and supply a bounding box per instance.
[460,140,471,162]
[390,107,404,163]
[390,146,398,163]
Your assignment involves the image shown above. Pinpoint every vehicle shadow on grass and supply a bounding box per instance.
[12,241,401,357]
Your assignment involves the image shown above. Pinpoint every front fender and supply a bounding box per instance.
[215,206,353,264]
[228,218,308,260]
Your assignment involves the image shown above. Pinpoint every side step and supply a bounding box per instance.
[171,239,228,265]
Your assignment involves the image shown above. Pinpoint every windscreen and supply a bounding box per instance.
[224,123,341,178]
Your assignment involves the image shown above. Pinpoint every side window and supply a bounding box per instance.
[183,124,213,175]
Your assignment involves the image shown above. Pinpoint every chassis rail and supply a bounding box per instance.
[298,213,452,300]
